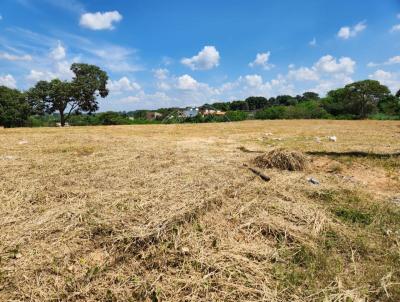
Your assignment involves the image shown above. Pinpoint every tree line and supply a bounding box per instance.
[210,81,399,120]
[1,64,399,127]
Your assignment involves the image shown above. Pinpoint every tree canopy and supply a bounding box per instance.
[302,91,320,101]
[245,96,269,110]
[28,63,109,126]
[325,80,391,118]
[0,86,31,128]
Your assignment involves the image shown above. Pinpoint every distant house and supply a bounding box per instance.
[200,108,226,116]
[200,108,216,115]
[146,112,162,120]
[182,107,199,118]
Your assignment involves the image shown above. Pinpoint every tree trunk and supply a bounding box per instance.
[60,111,65,127]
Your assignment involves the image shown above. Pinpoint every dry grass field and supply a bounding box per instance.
[1,120,400,301]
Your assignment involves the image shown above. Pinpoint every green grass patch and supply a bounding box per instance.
[333,208,373,225]
[289,187,400,300]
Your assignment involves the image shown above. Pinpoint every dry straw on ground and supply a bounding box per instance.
[252,148,309,171]
[0,120,399,301]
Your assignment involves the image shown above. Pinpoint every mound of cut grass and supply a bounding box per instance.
[253,148,309,171]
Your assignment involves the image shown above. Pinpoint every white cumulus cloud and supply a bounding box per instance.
[314,55,355,74]
[0,74,17,88]
[108,77,141,93]
[249,52,274,70]
[55,61,74,79]
[80,11,122,30]
[153,68,169,80]
[278,54,355,94]
[26,70,56,82]
[288,67,319,81]
[337,21,366,39]
[387,56,400,65]
[177,74,199,90]
[181,46,220,70]
[26,61,74,83]
[244,74,263,87]
[369,69,400,92]
[50,41,66,61]
[288,55,355,84]
[153,69,171,90]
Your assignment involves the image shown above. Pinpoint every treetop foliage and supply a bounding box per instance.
[26,63,109,126]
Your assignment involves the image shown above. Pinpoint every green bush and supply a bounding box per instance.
[225,110,248,121]
[96,111,131,125]
[255,106,286,119]
[377,96,400,117]
[68,115,98,126]
[284,101,331,119]
[368,113,400,120]
[26,115,59,127]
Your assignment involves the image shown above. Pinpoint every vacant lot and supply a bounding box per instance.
[1,120,399,301]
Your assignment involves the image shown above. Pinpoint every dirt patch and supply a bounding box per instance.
[312,156,399,199]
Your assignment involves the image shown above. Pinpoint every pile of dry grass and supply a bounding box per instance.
[252,148,309,171]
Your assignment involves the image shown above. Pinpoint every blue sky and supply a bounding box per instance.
[0,0,399,111]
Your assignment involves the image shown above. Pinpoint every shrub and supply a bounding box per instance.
[255,106,286,119]
[26,114,59,127]
[226,110,248,121]
[284,101,331,119]
[369,113,400,120]
[96,111,130,125]
[377,96,400,116]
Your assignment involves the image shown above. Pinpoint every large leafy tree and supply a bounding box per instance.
[0,86,31,128]
[302,91,320,101]
[230,100,249,111]
[245,96,269,110]
[324,80,391,118]
[322,88,350,117]
[344,80,390,118]
[28,63,109,126]
[275,95,297,106]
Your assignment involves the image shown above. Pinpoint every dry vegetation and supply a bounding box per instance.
[1,120,400,301]
[252,148,309,171]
